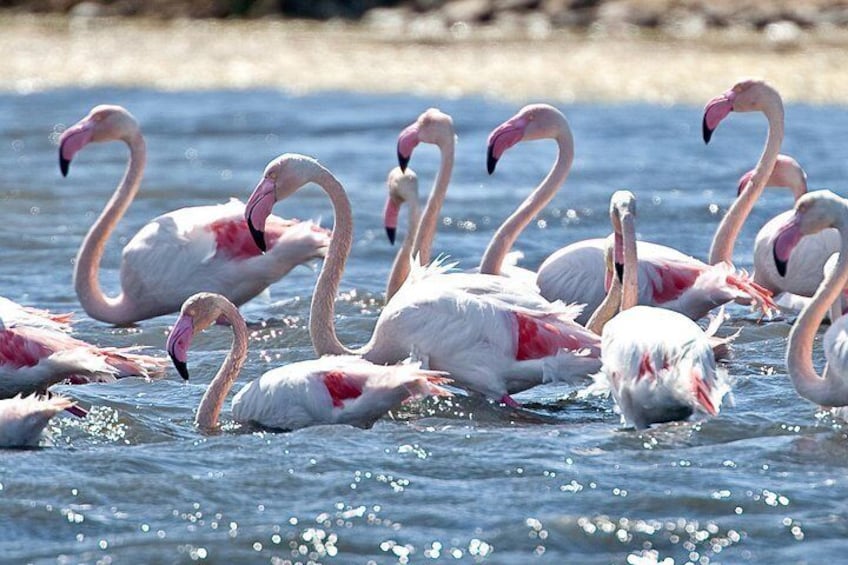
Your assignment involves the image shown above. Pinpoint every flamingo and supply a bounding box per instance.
[394,107,537,287]
[383,166,421,301]
[245,153,601,406]
[0,394,74,447]
[0,318,166,402]
[166,292,450,430]
[774,191,848,415]
[703,80,840,298]
[492,108,776,324]
[592,190,730,429]
[58,105,330,325]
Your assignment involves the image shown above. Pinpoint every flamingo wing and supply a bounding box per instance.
[0,394,74,447]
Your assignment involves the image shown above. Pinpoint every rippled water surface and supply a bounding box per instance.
[2,89,848,564]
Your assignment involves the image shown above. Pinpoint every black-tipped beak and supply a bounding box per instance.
[774,246,788,278]
[487,145,498,175]
[247,217,267,253]
[614,262,624,283]
[386,226,396,245]
[170,353,190,381]
[59,154,71,177]
[397,149,410,173]
[702,115,714,144]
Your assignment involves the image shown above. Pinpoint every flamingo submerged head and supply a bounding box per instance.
[396,108,455,172]
[486,104,569,174]
[383,166,418,245]
[773,191,846,277]
[702,79,778,143]
[58,105,140,176]
[166,292,225,380]
[245,153,328,252]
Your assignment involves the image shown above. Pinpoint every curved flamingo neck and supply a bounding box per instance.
[709,98,785,265]
[73,132,146,325]
[788,214,848,406]
[479,129,574,275]
[308,170,365,357]
[195,298,250,429]
[413,136,454,266]
[385,197,422,301]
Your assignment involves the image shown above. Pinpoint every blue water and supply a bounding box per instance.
[1,88,848,563]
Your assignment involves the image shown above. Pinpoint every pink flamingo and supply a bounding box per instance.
[245,153,601,406]
[703,80,840,298]
[383,166,421,301]
[166,292,450,430]
[487,106,777,324]
[774,191,848,414]
[0,394,74,447]
[394,108,537,287]
[591,191,730,429]
[58,105,330,325]
[0,320,166,402]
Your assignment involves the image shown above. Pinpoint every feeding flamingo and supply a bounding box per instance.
[590,191,730,429]
[703,80,840,299]
[490,107,777,324]
[774,191,848,415]
[58,105,330,325]
[245,153,601,406]
[166,292,450,430]
[0,394,74,447]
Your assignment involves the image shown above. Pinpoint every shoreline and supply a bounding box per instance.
[1,14,847,104]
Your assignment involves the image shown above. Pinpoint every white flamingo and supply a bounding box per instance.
[58,105,330,325]
[245,153,601,407]
[592,191,730,429]
[383,166,421,301]
[166,292,450,430]
[514,106,775,324]
[703,80,840,299]
[0,394,74,447]
[773,191,848,415]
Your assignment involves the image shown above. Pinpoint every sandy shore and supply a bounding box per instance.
[1,14,847,104]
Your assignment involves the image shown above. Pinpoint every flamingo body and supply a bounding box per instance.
[0,297,73,333]
[0,323,165,398]
[232,356,449,430]
[0,394,73,447]
[368,263,602,400]
[600,306,730,429]
[537,239,773,324]
[119,199,328,319]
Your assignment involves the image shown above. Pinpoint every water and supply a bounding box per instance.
[1,88,848,564]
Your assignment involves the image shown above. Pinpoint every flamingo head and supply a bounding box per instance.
[166,292,232,381]
[58,105,140,176]
[737,154,807,199]
[703,79,780,143]
[383,166,419,245]
[609,190,637,282]
[396,108,455,172]
[773,190,845,277]
[245,153,328,252]
[486,103,569,174]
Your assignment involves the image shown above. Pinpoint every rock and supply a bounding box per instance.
[441,0,494,24]
[765,19,802,50]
